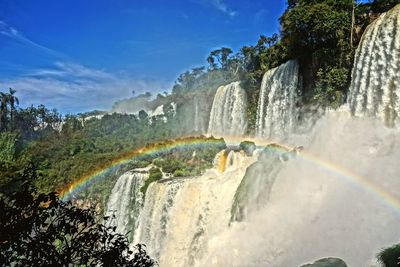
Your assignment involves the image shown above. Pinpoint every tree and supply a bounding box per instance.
[207,47,233,70]
[8,88,19,129]
[378,243,400,267]
[370,0,400,13]
[0,173,156,267]
[0,91,8,131]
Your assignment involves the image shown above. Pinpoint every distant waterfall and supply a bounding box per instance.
[256,60,299,139]
[105,171,146,241]
[193,98,207,133]
[208,82,248,137]
[348,5,400,126]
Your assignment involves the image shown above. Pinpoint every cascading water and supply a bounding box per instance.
[105,6,400,267]
[193,97,207,134]
[208,82,248,137]
[104,170,147,241]
[348,4,400,126]
[256,60,300,139]
[196,111,400,267]
[135,151,255,267]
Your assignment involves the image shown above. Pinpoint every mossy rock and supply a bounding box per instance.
[239,140,256,156]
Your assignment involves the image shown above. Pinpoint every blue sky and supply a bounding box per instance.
[0,0,286,113]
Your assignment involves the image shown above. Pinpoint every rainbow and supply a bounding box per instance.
[60,136,400,213]
[59,137,225,201]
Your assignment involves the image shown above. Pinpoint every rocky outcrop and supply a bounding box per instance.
[300,258,348,267]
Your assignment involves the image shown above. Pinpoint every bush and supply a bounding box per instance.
[378,243,400,267]
[140,167,163,197]
[173,169,190,177]
[239,141,256,156]
[0,175,156,267]
[0,132,19,162]
[313,67,349,108]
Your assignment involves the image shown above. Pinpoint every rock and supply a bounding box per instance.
[239,140,256,156]
[300,258,348,267]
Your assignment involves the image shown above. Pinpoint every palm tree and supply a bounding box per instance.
[8,88,19,129]
[0,91,9,131]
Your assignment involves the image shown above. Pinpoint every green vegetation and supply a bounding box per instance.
[0,90,226,207]
[239,141,256,156]
[378,243,400,267]
[0,169,155,267]
[140,167,163,197]
[1,1,400,265]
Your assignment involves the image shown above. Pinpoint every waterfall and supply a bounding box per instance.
[196,112,400,267]
[256,60,300,139]
[109,112,400,267]
[135,151,256,267]
[194,100,200,132]
[104,170,146,241]
[193,98,207,133]
[348,5,400,126]
[104,7,400,265]
[208,82,248,137]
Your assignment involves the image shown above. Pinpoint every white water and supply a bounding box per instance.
[348,5,400,126]
[110,112,400,267]
[105,6,400,266]
[135,151,255,266]
[208,82,248,137]
[256,60,300,139]
[105,170,146,241]
[196,111,400,267]
[193,98,207,134]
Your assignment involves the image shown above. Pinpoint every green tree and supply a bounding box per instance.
[8,88,19,129]
[371,0,400,13]
[378,243,400,267]
[0,91,9,131]
[0,173,156,267]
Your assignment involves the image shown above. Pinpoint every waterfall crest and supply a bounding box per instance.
[348,5,400,126]
[256,60,300,139]
[208,82,248,137]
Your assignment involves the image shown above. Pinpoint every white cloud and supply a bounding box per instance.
[0,21,171,113]
[204,0,237,17]
[1,64,171,113]
[0,20,62,57]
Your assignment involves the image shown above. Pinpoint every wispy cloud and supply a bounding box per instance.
[0,21,170,113]
[0,20,62,57]
[204,0,237,17]
[1,63,171,113]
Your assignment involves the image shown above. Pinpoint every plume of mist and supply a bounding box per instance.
[195,109,400,267]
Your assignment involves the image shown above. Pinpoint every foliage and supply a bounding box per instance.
[370,0,400,13]
[239,141,256,156]
[140,167,163,197]
[0,169,156,267]
[312,67,350,108]
[378,243,400,267]
[279,0,354,107]
[0,132,19,162]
